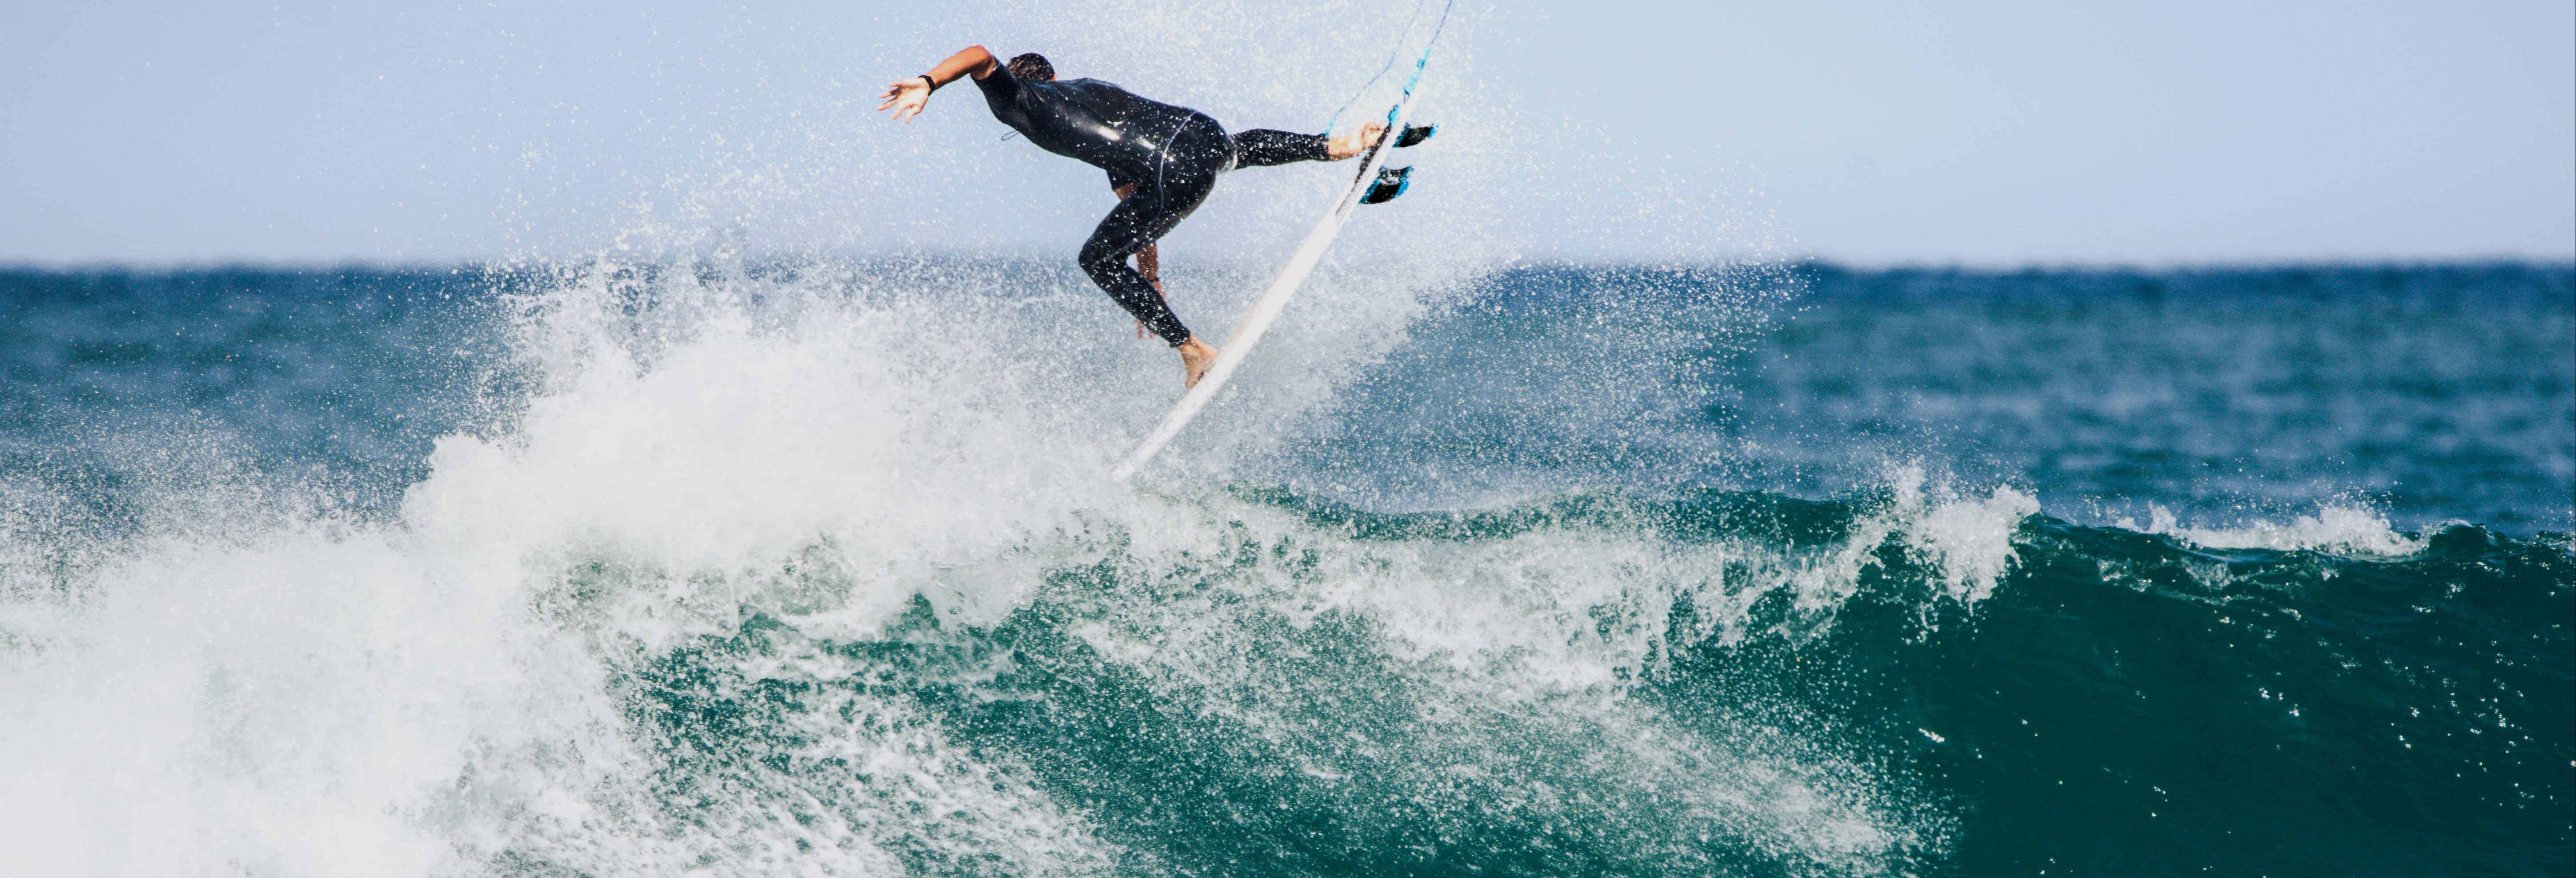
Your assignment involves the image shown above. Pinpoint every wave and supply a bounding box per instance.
[0,256,2567,876]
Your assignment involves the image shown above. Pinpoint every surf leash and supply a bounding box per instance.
[1325,0,1456,136]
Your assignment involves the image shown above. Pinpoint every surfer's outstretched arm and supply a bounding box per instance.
[877,45,999,122]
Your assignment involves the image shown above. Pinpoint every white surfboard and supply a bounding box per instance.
[1109,99,1420,482]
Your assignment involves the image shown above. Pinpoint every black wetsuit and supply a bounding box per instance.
[973,66,1330,346]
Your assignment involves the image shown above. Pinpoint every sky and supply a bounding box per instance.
[2,0,2569,265]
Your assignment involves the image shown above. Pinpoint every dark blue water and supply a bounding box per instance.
[1293,263,2573,532]
[0,261,2566,876]
[0,267,517,530]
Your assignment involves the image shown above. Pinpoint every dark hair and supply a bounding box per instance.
[1006,52,1054,81]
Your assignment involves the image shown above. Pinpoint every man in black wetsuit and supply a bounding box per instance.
[878,46,1382,387]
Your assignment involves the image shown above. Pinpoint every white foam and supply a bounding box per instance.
[1758,465,2039,626]
[1894,471,2042,604]
[2133,502,2428,556]
[0,526,537,876]
[0,260,1153,874]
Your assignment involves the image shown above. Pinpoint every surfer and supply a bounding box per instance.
[878,47,1384,387]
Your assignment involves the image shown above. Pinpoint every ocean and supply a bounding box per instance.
[0,259,2567,876]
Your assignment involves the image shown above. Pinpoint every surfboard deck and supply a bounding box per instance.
[1109,100,1420,482]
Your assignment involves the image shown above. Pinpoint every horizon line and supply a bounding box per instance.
[4,252,2573,276]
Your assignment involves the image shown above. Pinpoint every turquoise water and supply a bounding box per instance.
[0,260,2567,875]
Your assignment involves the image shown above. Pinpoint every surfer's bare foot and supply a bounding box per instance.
[1178,337,1219,388]
[1326,122,1386,160]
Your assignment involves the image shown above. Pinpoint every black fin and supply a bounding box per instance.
[1394,123,1436,148]
[1361,165,1412,204]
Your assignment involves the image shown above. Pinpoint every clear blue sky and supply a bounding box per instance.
[3,0,2568,265]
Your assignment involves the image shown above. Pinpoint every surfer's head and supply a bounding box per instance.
[1006,52,1054,81]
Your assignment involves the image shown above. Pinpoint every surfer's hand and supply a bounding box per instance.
[877,79,932,123]
[1326,122,1386,160]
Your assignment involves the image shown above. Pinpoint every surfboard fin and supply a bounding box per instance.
[1394,123,1436,148]
[1361,165,1411,204]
